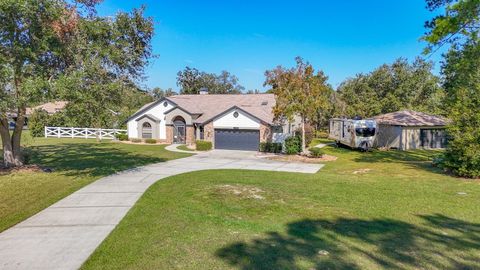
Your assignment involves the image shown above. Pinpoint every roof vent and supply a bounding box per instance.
[199,87,208,95]
[261,101,268,106]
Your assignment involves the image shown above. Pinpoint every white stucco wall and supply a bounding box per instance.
[213,109,260,129]
[127,100,175,139]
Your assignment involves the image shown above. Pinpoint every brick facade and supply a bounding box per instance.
[166,125,173,144]
[203,121,215,147]
[186,126,195,145]
[260,122,272,143]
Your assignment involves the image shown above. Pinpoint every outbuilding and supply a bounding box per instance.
[373,110,448,150]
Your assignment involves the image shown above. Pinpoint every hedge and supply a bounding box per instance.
[116,133,128,141]
[145,138,157,144]
[196,140,212,151]
[284,135,302,155]
[309,147,324,157]
[259,142,282,153]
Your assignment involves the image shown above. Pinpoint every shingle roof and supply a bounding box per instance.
[374,110,448,127]
[25,101,68,116]
[165,94,276,124]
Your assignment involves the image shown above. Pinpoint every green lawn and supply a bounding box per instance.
[0,134,190,232]
[177,144,196,152]
[82,140,480,270]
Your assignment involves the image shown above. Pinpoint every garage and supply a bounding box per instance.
[214,129,260,151]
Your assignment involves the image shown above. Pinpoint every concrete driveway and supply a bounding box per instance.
[0,149,323,270]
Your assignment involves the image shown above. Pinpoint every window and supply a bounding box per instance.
[355,127,376,137]
[142,122,153,139]
[199,126,204,140]
[420,129,447,148]
[233,111,239,118]
[163,101,168,107]
[272,126,283,133]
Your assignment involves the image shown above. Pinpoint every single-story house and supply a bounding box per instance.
[373,110,448,150]
[126,93,299,151]
[8,101,68,129]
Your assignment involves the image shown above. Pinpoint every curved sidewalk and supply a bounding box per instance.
[0,150,323,270]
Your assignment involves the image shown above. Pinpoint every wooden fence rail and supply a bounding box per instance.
[44,127,127,140]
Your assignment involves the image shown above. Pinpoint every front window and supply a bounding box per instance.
[355,127,376,137]
[142,122,153,139]
[272,126,283,133]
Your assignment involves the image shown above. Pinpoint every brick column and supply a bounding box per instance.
[260,123,272,143]
[166,125,173,144]
[186,126,195,145]
[203,122,215,147]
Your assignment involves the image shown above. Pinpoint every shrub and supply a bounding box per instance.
[309,147,324,158]
[28,109,50,137]
[259,142,268,152]
[145,138,157,144]
[259,142,282,153]
[28,109,70,137]
[130,138,142,143]
[196,140,212,151]
[284,135,302,155]
[315,129,329,138]
[116,133,128,141]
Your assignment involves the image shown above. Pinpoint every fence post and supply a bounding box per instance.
[71,127,74,138]
[44,126,47,138]
[99,128,103,140]
[85,128,88,139]
[57,127,61,138]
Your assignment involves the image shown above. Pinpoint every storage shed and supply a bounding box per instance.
[373,110,448,150]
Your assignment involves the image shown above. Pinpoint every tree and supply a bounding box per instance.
[264,57,331,153]
[422,0,480,54]
[151,87,176,100]
[0,0,153,167]
[337,58,445,118]
[424,0,480,177]
[176,67,244,94]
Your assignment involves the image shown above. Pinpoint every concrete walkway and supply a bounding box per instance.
[0,150,323,270]
[164,143,197,153]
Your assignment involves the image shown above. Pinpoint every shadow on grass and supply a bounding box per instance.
[216,214,480,270]
[25,143,168,177]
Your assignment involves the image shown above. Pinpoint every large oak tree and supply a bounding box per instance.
[0,0,153,167]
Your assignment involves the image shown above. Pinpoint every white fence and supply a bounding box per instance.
[44,127,127,140]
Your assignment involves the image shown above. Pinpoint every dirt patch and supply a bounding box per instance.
[0,164,47,175]
[260,153,337,163]
[216,184,265,200]
[352,168,372,174]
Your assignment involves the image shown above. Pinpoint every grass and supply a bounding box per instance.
[177,144,196,152]
[0,133,191,232]
[82,139,480,270]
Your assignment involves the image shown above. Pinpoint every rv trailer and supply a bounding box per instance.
[329,118,377,151]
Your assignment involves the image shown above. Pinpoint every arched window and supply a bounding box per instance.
[142,122,153,139]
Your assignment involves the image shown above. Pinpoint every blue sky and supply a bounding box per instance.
[97,0,444,92]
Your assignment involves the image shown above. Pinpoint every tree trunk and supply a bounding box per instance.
[0,111,25,168]
[301,116,306,154]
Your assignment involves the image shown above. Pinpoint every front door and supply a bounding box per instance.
[174,124,186,144]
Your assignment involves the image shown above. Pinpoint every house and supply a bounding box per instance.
[8,101,68,129]
[373,110,448,150]
[126,93,299,150]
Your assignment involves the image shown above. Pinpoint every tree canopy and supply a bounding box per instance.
[0,0,153,167]
[176,67,245,94]
[265,57,332,152]
[337,58,445,118]
[424,0,480,177]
